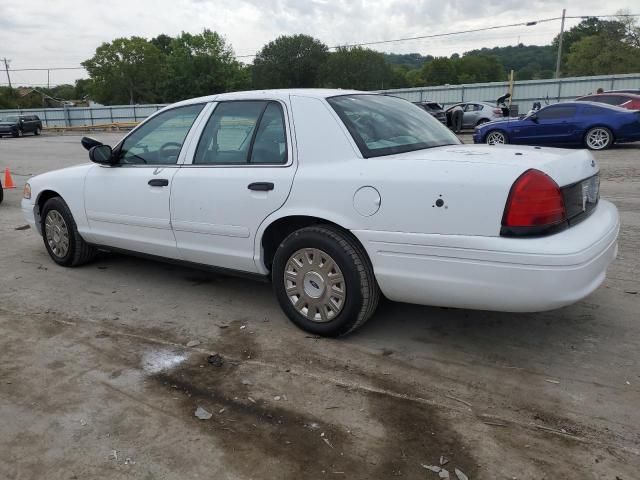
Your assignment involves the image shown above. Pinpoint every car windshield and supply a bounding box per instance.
[4,116,18,122]
[328,94,459,158]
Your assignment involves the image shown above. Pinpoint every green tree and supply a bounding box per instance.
[319,47,396,90]
[82,37,163,105]
[252,34,328,88]
[160,30,249,102]
[455,55,505,83]
[567,34,640,76]
[420,57,457,85]
[405,68,424,87]
[553,17,627,75]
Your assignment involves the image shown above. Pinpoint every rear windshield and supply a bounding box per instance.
[328,94,459,158]
[424,102,443,110]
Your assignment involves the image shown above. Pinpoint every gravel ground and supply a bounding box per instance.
[0,132,639,479]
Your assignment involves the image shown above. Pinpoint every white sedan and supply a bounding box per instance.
[22,90,619,336]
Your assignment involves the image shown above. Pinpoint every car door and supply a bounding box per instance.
[171,100,296,273]
[83,103,206,258]
[463,103,482,128]
[515,105,578,145]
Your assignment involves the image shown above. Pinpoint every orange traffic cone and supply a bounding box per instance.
[3,168,16,189]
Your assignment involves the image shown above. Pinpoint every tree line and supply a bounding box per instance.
[1,14,639,108]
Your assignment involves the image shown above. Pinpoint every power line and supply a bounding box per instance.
[234,12,640,58]
[7,66,85,72]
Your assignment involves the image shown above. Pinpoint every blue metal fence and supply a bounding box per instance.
[377,73,640,112]
[2,73,639,127]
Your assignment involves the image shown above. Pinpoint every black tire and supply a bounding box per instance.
[34,127,41,136]
[41,197,96,267]
[12,130,20,138]
[584,126,613,150]
[476,118,490,126]
[272,225,380,337]
[0,181,3,205]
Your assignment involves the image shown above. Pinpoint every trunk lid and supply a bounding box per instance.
[395,143,599,187]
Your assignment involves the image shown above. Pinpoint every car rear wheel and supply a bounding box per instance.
[41,197,96,267]
[272,225,379,337]
[476,118,489,126]
[585,127,613,150]
[486,130,508,145]
[34,127,41,136]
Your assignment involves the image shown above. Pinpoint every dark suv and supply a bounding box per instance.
[0,114,43,138]
[413,101,447,124]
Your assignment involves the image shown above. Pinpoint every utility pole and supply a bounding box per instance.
[555,9,566,79]
[1,57,12,90]
[47,69,50,89]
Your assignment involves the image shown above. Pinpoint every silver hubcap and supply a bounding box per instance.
[284,248,346,323]
[45,210,69,258]
[587,129,610,150]
[486,131,505,145]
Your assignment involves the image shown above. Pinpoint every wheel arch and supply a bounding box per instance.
[257,213,372,274]
[36,189,63,215]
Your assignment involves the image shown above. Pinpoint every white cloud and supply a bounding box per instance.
[0,0,636,86]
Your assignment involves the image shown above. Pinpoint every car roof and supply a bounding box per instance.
[578,92,640,99]
[173,88,365,107]
[546,101,630,112]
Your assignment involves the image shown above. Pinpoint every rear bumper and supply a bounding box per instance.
[353,200,619,312]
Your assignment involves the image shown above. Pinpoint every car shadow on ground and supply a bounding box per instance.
[92,252,597,374]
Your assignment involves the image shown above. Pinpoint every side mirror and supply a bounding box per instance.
[89,145,115,165]
[81,136,102,151]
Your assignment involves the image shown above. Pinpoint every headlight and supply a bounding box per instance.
[23,183,31,199]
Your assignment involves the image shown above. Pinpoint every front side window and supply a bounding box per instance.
[118,104,204,165]
[194,101,287,165]
[465,104,482,112]
[328,94,459,158]
[536,106,577,120]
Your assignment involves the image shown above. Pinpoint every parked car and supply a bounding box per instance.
[576,92,640,110]
[445,102,503,129]
[412,101,447,124]
[474,101,640,150]
[605,89,640,95]
[22,90,619,336]
[0,115,42,137]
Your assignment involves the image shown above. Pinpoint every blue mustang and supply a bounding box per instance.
[473,101,640,151]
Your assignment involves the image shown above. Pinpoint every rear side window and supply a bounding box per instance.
[582,106,606,116]
[536,106,577,120]
[194,101,287,165]
[328,94,459,158]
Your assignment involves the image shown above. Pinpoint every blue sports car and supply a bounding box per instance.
[473,101,640,150]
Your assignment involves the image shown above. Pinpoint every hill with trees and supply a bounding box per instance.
[1,14,638,108]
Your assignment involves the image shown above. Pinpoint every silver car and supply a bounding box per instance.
[446,102,503,129]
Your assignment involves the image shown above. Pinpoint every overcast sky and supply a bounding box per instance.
[0,0,636,87]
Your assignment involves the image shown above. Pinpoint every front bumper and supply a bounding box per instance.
[353,200,619,312]
[21,198,41,235]
[472,130,482,143]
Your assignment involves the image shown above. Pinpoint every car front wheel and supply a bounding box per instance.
[34,127,41,136]
[485,130,508,145]
[585,127,613,150]
[272,225,379,337]
[41,197,96,267]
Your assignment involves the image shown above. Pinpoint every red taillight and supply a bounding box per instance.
[502,169,566,234]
